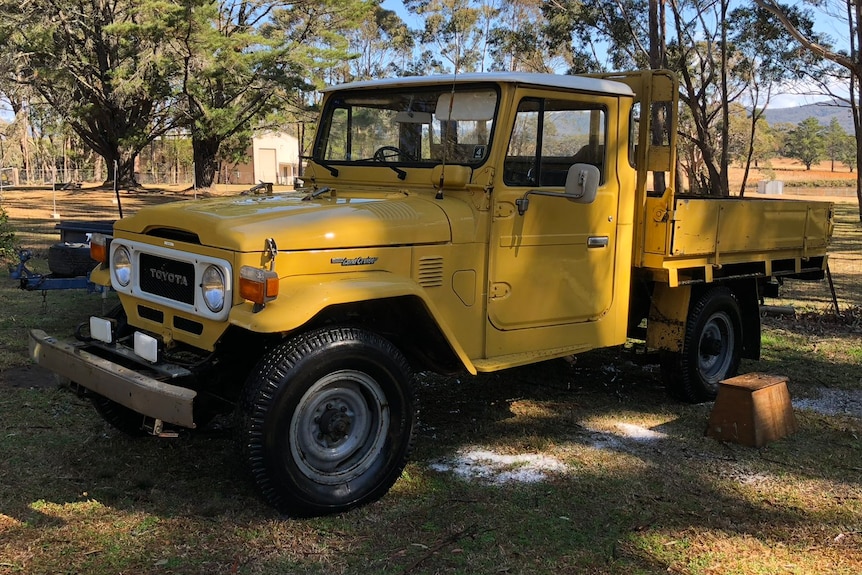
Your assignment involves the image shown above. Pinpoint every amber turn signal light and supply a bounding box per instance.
[239,266,279,304]
[90,233,108,264]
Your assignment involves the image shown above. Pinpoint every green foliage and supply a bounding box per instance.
[0,205,15,264]
[784,117,826,170]
[784,178,857,188]
[824,117,856,172]
[0,0,855,198]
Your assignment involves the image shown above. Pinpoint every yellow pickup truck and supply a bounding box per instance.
[30,70,833,516]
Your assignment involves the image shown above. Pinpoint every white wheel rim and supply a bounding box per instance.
[290,370,390,486]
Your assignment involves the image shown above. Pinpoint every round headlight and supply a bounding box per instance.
[113,246,132,287]
[201,265,226,312]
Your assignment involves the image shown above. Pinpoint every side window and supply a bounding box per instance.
[504,98,606,187]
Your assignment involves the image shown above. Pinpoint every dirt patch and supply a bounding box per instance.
[0,364,58,389]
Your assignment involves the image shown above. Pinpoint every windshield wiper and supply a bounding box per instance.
[301,155,338,177]
[302,186,332,201]
[385,165,407,180]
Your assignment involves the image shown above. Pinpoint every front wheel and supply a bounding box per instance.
[87,305,147,436]
[239,327,416,517]
[662,286,743,403]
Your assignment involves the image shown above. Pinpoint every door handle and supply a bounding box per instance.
[587,236,609,248]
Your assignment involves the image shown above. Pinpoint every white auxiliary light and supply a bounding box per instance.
[134,332,159,363]
[90,317,114,344]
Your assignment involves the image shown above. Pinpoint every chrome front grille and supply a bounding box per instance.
[139,253,196,304]
[109,239,233,322]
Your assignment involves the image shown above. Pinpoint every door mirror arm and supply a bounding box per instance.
[515,163,601,215]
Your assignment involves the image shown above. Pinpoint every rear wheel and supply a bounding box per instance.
[662,286,742,403]
[239,327,416,517]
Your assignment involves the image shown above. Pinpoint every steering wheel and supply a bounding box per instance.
[373,146,413,162]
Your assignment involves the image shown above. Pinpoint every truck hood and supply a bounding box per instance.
[114,193,453,252]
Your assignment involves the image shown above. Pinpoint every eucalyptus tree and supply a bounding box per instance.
[346,5,414,80]
[488,0,569,72]
[663,0,822,195]
[541,0,822,196]
[727,4,825,195]
[0,0,181,187]
[665,0,758,196]
[405,0,497,73]
[0,54,34,179]
[541,0,649,72]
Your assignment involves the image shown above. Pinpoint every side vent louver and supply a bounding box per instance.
[417,256,444,287]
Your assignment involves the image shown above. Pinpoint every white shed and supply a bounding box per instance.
[252,132,300,186]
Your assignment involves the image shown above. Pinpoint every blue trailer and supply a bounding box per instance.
[10,220,113,292]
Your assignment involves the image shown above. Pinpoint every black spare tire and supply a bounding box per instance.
[47,242,96,277]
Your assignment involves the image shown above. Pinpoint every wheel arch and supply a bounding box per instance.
[724,278,761,361]
[647,279,760,359]
[305,295,469,375]
[229,273,476,375]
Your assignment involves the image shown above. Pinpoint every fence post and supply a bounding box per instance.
[51,166,60,219]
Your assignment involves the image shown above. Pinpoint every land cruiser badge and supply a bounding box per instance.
[331,256,378,267]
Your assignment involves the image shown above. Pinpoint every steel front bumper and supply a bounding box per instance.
[29,329,196,428]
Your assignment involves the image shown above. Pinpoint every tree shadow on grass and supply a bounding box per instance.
[0,342,859,574]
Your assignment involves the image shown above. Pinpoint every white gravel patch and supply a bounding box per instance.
[429,449,567,484]
[582,422,669,450]
[614,423,669,442]
[794,388,862,419]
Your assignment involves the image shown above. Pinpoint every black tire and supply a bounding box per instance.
[239,327,416,517]
[87,305,147,436]
[91,394,147,436]
[47,242,96,277]
[662,286,743,403]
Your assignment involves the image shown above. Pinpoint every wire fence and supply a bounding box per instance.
[1,168,195,187]
[775,253,862,314]
[2,168,294,187]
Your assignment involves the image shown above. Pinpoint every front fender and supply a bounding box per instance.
[228,271,477,374]
[89,264,112,286]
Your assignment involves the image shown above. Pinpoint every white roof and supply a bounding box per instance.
[321,72,634,97]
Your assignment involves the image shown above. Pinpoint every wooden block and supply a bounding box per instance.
[707,373,797,447]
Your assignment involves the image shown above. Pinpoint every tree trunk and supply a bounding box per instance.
[719,0,730,197]
[102,150,139,189]
[94,155,103,182]
[649,0,667,192]
[857,126,862,222]
[193,135,221,188]
[853,69,862,222]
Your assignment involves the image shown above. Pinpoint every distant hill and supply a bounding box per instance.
[763,101,853,133]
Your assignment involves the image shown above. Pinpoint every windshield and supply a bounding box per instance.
[314,84,498,167]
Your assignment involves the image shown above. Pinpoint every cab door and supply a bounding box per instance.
[487,90,627,356]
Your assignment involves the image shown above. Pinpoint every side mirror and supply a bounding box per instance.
[515,163,601,215]
[564,163,600,204]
